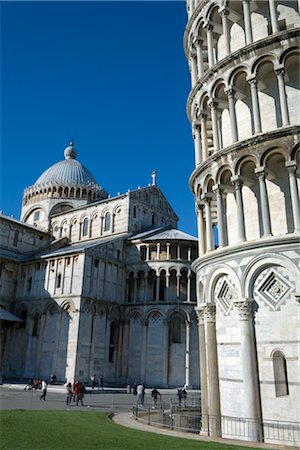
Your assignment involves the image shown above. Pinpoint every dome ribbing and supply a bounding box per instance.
[34,142,97,188]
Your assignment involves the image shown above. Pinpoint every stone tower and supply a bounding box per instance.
[184,0,300,446]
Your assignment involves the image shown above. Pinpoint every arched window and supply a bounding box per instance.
[82,217,89,237]
[104,212,111,232]
[171,315,182,343]
[19,308,27,329]
[273,350,289,397]
[32,314,39,336]
[133,205,137,219]
[56,273,62,289]
[109,321,118,363]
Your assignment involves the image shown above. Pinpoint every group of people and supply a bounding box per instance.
[65,381,86,406]
[132,383,162,408]
[90,373,104,390]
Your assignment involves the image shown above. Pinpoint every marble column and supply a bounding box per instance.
[166,243,170,260]
[146,244,150,261]
[162,319,169,386]
[195,38,204,78]
[219,8,231,55]
[275,67,290,126]
[187,273,191,302]
[156,243,161,260]
[269,0,279,33]
[286,162,300,232]
[193,123,202,166]
[248,76,262,133]
[225,87,238,143]
[190,54,198,87]
[213,185,227,247]
[243,0,253,44]
[140,319,148,382]
[197,203,206,256]
[200,112,209,160]
[208,100,220,151]
[205,304,221,437]
[255,167,272,237]
[204,197,214,251]
[36,313,46,377]
[195,307,208,435]
[185,321,191,388]
[233,299,262,442]
[205,23,215,68]
[231,176,246,242]
[165,273,170,301]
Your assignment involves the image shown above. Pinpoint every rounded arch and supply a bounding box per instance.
[49,202,74,217]
[127,309,143,321]
[235,155,259,176]
[23,204,47,222]
[216,164,234,184]
[251,53,278,76]
[228,64,251,86]
[146,309,163,322]
[205,264,242,304]
[279,46,300,66]
[60,299,75,313]
[243,253,300,299]
[260,147,289,167]
[290,141,300,161]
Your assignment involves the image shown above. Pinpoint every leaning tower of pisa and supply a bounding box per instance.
[184,1,300,446]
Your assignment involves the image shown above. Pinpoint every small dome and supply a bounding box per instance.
[34,142,98,188]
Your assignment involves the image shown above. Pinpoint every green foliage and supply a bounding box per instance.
[0,410,260,450]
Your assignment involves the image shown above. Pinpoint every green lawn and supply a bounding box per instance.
[0,410,260,450]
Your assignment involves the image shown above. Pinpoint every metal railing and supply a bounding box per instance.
[133,404,300,446]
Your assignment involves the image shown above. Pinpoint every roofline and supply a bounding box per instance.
[0,214,50,235]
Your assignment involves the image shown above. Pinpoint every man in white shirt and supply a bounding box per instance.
[39,380,47,401]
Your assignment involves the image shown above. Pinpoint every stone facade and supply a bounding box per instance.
[185,0,300,446]
[0,145,199,388]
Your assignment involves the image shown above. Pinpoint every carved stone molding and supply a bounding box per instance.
[233,299,253,320]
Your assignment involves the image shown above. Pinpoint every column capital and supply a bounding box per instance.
[212,183,224,194]
[231,175,244,189]
[208,98,218,110]
[224,86,235,97]
[199,110,208,120]
[203,21,214,32]
[195,306,205,324]
[233,298,254,320]
[204,304,216,322]
[285,161,297,174]
[254,166,267,180]
[274,65,285,78]
[219,7,229,16]
[247,75,257,86]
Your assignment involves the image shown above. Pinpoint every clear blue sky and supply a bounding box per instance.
[1,1,197,235]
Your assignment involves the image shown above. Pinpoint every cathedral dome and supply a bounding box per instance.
[34,142,97,188]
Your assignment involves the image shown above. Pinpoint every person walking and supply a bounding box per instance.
[98,374,104,391]
[65,382,73,405]
[137,383,145,407]
[151,387,161,408]
[76,382,85,406]
[39,380,47,401]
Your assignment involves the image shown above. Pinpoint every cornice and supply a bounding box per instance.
[189,126,300,192]
[186,29,300,121]
[191,234,300,273]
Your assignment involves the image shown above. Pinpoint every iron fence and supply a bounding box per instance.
[132,404,300,446]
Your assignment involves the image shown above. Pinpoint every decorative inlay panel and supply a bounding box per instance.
[255,268,294,311]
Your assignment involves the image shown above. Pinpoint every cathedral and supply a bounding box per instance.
[0,142,200,388]
[185,0,300,446]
